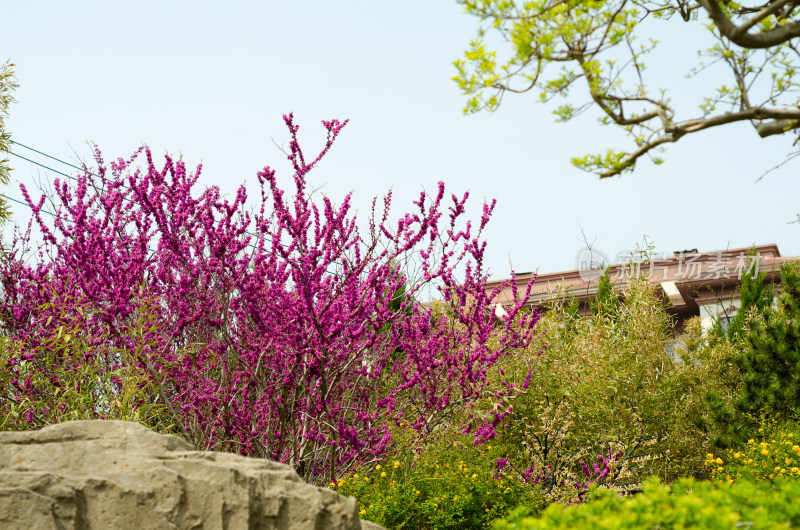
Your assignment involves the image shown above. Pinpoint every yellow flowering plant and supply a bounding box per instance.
[329,427,542,529]
[706,420,800,484]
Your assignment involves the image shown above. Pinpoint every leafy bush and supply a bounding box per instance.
[485,278,738,502]
[706,420,800,484]
[494,477,800,529]
[0,59,18,224]
[0,294,175,432]
[333,426,542,529]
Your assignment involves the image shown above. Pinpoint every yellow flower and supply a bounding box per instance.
[393,461,400,469]
[761,450,770,456]
[734,453,741,459]
[415,490,420,495]
[485,508,490,513]
[786,458,793,465]
[359,510,366,515]
[487,446,492,450]
[381,472,387,478]
[707,453,714,459]
[375,465,381,470]
[717,467,724,472]
[471,474,478,479]
[716,458,723,465]
[354,474,359,479]
[748,439,755,445]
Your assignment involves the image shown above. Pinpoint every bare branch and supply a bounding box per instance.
[698,0,800,48]
[756,118,800,136]
[599,106,800,177]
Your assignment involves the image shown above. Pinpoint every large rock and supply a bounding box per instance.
[0,420,382,530]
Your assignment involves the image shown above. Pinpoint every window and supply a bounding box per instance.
[717,315,733,334]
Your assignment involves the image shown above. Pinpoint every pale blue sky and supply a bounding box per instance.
[2,1,798,278]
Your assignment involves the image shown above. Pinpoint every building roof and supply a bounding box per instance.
[486,244,797,318]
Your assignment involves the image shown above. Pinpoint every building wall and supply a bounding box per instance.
[698,297,741,332]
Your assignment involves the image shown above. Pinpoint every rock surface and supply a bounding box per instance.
[0,420,383,530]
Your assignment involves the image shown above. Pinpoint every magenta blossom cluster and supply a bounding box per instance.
[513,448,625,503]
[0,115,538,483]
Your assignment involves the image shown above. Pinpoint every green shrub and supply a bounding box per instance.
[0,295,177,434]
[709,249,774,343]
[487,278,738,497]
[708,262,800,447]
[332,426,542,529]
[494,477,800,529]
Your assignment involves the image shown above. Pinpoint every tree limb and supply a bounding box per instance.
[698,0,800,48]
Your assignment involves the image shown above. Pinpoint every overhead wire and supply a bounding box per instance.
[1,192,56,217]
[6,140,343,277]
[10,139,97,177]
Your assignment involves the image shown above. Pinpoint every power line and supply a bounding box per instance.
[0,193,56,217]
[10,139,98,178]
[11,140,277,249]
[9,151,71,179]
[6,140,343,277]
[0,192,159,255]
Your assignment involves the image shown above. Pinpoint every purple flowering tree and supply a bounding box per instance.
[0,115,538,483]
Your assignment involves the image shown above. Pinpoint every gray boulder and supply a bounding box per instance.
[0,420,383,530]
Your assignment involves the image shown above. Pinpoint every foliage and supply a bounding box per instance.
[710,248,774,342]
[0,115,539,484]
[706,420,800,484]
[0,59,17,224]
[490,278,738,498]
[493,476,800,529]
[0,293,176,432]
[740,262,800,418]
[588,267,617,317]
[332,426,542,529]
[489,397,657,505]
[708,262,800,447]
[454,0,800,177]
